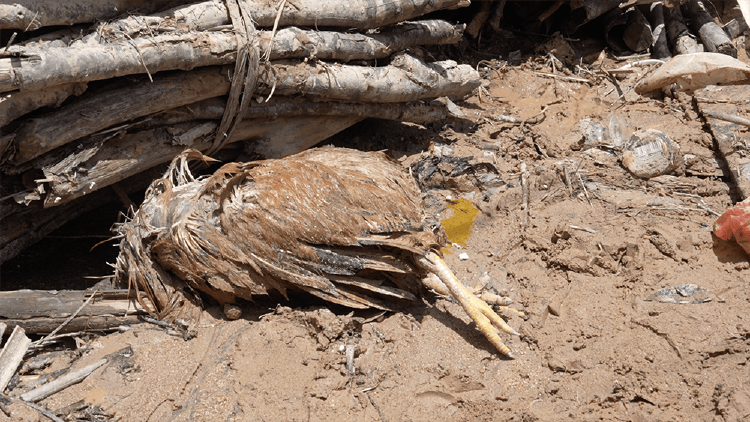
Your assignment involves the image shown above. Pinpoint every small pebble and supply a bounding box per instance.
[223,303,242,320]
[459,252,469,261]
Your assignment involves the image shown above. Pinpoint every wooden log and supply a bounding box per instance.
[20,359,107,402]
[664,3,703,54]
[1,0,468,32]
[0,83,87,128]
[488,0,507,33]
[0,32,236,94]
[7,58,479,165]
[38,115,365,207]
[623,6,653,53]
[261,21,465,61]
[104,0,469,35]
[466,1,493,38]
[7,67,230,165]
[683,0,737,57]
[0,326,31,393]
[641,2,672,59]
[0,290,148,335]
[259,55,481,103]
[568,0,623,32]
[139,96,460,128]
[0,0,180,31]
[0,20,464,93]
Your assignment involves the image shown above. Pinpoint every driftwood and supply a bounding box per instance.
[683,0,737,57]
[0,21,464,94]
[7,57,478,165]
[0,326,31,393]
[0,290,147,335]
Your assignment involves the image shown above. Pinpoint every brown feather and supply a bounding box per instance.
[114,146,445,316]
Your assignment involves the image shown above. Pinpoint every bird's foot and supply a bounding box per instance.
[417,252,522,358]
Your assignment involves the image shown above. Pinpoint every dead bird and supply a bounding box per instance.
[114,146,522,357]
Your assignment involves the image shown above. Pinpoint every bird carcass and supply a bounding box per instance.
[115,147,522,357]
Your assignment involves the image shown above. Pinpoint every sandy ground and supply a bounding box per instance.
[3,25,750,422]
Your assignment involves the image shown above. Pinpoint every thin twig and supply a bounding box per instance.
[534,72,590,83]
[569,225,597,233]
[32,291,99,348]
[23,12,39,32]
[124,34,153,83]
[577,171,592,207]
[3,32,17,52]
[520,162,529,211]
[692,201,722,217]
[701,109,750,128]
[14,399,65,422]
[366,392,388,422]
[264,0,287,61]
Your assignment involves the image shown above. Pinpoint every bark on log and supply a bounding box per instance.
[0,290,147,335]
[683,0,737,57]
[0,20,464,93]
[7,58,479,165]
[0,83,87,128]
[262,55,480,103]
[665,3,703,54]
[0,0,181,31]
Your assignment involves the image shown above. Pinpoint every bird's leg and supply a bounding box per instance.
[416,251,522,358]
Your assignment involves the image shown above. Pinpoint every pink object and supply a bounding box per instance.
[714,198,750,254]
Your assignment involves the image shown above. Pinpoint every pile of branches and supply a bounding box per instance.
[0,0,479,263]
[467,0,745,60]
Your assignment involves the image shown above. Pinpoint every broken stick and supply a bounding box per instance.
[20,359,107,402]
[0,326,31,393]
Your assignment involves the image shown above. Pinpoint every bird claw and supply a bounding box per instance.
[418,252,521,358]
